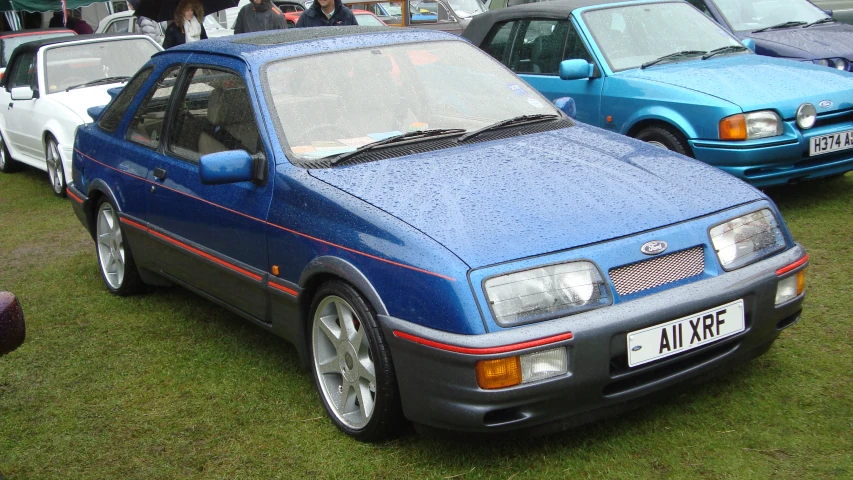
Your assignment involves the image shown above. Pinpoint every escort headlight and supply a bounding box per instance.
[710,209,785,271]
[835,58,849,71]
[796,103,817,130]
[816,58,831,67]
[484,261,610,326]
[719,111,783,141]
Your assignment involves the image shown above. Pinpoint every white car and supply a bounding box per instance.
[0,34,161,196]
[96,11,165,44]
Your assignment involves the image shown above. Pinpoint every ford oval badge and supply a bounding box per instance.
[632,345,642,352]
[819,100,833,109]
[640,240,668,255]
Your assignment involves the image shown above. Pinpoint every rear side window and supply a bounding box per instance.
[484,19,593,75]
[98,67,153,133]
[127,66,181,149]
[482,21,516,63]
[6,52,36,90]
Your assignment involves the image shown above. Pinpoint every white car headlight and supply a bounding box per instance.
[797,103,817,130]
[484,261,610,326]
[710,209,786,270]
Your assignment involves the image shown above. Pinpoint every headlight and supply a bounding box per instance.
[719,111,783,141]
[835,58,849,71]
[796,103,817,130]
[484,261,610,326]
[709,209,785,270]
[817,58,831,67]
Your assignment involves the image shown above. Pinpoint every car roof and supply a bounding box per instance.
[464,0,629,45]
[167,26,461,64]
[0,28,76,39]
[7,33,151,55]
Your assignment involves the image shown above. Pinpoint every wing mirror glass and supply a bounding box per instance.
[199,150,267,185]
[559,59,595,80]
[10,86,34,101]
[742,38,756,52]
[0,292,25,357]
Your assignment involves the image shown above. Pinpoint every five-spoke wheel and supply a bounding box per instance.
[45,137,66,197]
[310,281,402,441]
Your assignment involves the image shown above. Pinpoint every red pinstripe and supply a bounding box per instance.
[67,190,84,204]
[393,330,574,355]
[75,149,455,282]
[149,229,263,282]
[776,254,809,276]
[269,282,298,297]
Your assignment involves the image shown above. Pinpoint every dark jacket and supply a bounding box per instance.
[295,0,358,27]
[233,0,287,34]
[163,20,208,49]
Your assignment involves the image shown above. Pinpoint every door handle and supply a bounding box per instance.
[7,103,12,109]
[153,167,167,181]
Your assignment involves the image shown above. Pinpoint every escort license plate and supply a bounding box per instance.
[627,299,745,368]
[810,130,853,156]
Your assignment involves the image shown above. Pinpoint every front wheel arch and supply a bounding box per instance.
[627,120,695,157]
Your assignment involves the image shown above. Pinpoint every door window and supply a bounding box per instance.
[6,52,36,90]
[127,66,181,149]
[168,68,262,163]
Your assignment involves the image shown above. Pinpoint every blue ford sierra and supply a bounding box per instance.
[687,0,853,71]
[464,0,853,187]
[69,27,808,440]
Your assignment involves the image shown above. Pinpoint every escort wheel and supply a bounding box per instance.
[95,198,143,295]
[45,137,66,197]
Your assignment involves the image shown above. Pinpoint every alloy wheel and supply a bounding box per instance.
[96,202,126,290]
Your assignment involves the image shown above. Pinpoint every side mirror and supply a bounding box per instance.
[10,86,34,101]
[554,97,577,119]
[199,149,267,185]
[824,9,833,17]
[559,59,594,81]
[742,38,756,52]
[0,292,25,357]
[87,106,106,122]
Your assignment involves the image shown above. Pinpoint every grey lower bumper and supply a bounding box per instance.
[379,245,807,434]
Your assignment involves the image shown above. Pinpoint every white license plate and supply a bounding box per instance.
[627,299,745,368]
[810,129,853,156]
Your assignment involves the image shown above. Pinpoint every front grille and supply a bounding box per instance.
[609,246,704,296]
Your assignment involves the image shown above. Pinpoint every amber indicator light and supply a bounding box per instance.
[476,357,522,389]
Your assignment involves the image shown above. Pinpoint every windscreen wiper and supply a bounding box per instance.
[640,50,706,69]
[331,128,465,164]
[803,18,836,28]
[455,114,559,143]
[701,45,750,60]
[66,76,131,92]
[752,21,807,33]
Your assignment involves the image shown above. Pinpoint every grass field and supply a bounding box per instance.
[1,166,851,479]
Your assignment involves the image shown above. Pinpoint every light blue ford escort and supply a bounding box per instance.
[464,0,853,187]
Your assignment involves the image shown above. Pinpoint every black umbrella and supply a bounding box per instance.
[132,0,239,22]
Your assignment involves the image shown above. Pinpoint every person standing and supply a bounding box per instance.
[233,0,287,34]
[163,0,207,49]
[127,0,161,41]
[295,0,358,27]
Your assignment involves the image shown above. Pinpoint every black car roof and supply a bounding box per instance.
[463,0,618,45]
[4,33,139,55]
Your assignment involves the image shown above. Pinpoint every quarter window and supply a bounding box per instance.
[98,67,153,133]
[168,68,262,163]
[127,65,181,149]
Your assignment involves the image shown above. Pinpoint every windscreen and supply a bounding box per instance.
[264,40,559,160]
[583,2,744,71]
[713,0,828,32]
[43,38,159,93]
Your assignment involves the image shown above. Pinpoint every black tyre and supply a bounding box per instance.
[45,136,66,197]
[95,197,144,296]
[634,125,691,156]
[309,280,404,441]
[0,131,19,173]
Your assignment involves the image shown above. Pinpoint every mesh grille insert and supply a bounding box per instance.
[609,246,704,296]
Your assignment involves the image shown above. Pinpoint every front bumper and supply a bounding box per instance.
[380,245,807,435]
[690,120,853,187]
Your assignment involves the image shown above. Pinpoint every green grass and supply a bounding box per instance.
[1,166,852,479]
